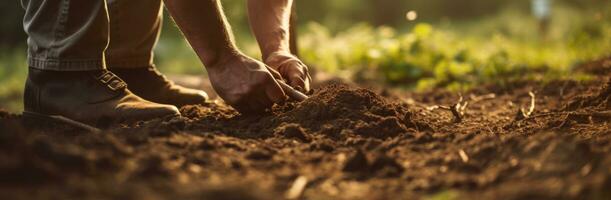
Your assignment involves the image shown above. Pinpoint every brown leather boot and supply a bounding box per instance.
[23,68,180,130]
[111,67,208,107]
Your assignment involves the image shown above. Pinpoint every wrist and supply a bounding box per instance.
[262,46,291,61]
[205,48,242,69]
[263,50,294,65]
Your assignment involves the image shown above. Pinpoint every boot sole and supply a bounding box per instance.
[22,111,101,133]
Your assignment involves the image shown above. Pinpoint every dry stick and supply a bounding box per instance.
[525,91,536,116]
[515,91,536,120]
[458,100,469,114]
[458,149,469,163]
[285,176,308,199]
[449,105,463,123]
[469,93,496,103]
[439,95,468,123]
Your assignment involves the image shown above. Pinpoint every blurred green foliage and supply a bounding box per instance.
[1,0,610,112]
[0,50,27,112]
[299,4,610,91]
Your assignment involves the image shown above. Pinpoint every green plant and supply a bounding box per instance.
[299,4,611,91]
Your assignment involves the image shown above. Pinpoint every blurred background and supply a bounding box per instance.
[1,0,610,112]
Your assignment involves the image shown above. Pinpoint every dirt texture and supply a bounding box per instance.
[1,58,610,200]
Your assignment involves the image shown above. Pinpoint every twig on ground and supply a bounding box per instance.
[435,95,469,123]
[469,93,496,103]
[285,176,308,199]
[458,149,469,163]
[449,105,463,123]
[526,92,536,116]
[426,105,440,111]
[515,91,536,120]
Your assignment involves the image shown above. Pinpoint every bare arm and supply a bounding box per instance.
[164,0,287,113]
[163,0,237,67]
[247,0,292,59]
[247,0,311,92]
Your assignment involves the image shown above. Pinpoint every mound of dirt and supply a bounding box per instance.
[273,84,415,138]
[172,83,417,140]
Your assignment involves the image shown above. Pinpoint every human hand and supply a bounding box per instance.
[264,51,312,93]
[207,53,287,114]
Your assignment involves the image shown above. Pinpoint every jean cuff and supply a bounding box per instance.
[28,56,106,71]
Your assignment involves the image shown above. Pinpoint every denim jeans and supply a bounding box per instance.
[21,0,163,71]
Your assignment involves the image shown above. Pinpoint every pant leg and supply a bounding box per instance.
[21,0,109,71]
[105,0,163,69]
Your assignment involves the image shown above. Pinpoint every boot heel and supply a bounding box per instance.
[22,111,101,133]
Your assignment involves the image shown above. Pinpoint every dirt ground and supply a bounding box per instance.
[0,58,610,200]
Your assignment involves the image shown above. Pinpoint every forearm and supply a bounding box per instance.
[247,0,293,60]
[164,0,239,67]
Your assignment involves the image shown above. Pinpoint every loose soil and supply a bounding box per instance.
[1,58,610,200]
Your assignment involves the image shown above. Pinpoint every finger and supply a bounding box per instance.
[290,62,311,93]
[303,69,312,93]
[288,62,311,92]
[265,76,288,104]
[265,65,283,80]
[304,75,312,93]
[288,73,306,92]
